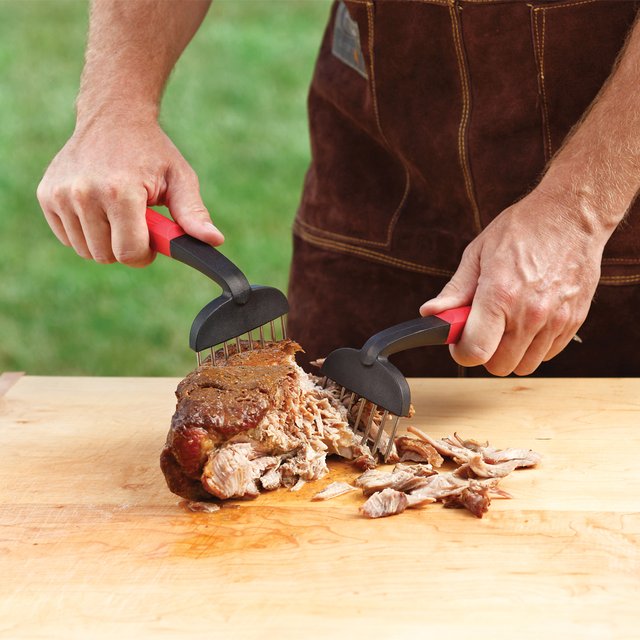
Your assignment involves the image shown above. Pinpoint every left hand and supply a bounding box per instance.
[419,188,606,376]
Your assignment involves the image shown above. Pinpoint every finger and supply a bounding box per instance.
[513,329,557,376]
[106,190,155,267]
[543,329,578,362]
[471,325,531,377]
[65,180,117,264]
[77,207,117,264]
[42,208,71,247]
[165,166,224,246]
[449,295,506,368]
[57,205,92,260]
[419,243,479,316]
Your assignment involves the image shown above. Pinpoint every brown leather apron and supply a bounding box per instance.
[288,0,640,376]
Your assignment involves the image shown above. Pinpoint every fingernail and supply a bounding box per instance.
[205,222,225,243]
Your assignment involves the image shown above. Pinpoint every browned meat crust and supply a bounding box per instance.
[161,340,373,501]
[395,436,443,467]
[442,485,491,518]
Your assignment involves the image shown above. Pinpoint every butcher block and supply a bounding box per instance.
[0,374,638,639]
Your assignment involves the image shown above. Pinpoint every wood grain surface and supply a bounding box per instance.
[0,376,639,639]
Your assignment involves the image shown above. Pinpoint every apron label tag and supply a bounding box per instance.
[332,1,368,79]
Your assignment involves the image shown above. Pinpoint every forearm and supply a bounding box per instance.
[76,0,211,125]
[540,18,640,238]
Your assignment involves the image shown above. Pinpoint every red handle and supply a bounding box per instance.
[434,305,471,344]
[145,208,185,256]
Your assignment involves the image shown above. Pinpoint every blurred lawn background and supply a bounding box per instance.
[0,0,330,376]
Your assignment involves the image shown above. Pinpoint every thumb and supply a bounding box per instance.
[165,167,225,246]
[419,243,480,317]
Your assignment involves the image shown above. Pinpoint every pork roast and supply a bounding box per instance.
[160,340,370,501]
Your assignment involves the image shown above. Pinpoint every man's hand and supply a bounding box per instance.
[419,189,603,376]
[37,0,216,266]
[37,117,223,266]
[421,16,640,375]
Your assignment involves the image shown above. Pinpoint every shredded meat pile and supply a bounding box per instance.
[354,427,539,518]
[160,340,375,501]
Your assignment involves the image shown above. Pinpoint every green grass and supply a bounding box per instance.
[0,0,331,376]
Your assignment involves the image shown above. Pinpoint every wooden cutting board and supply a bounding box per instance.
[0,374,639,639]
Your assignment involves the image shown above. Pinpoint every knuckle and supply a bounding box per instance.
[103,176,134,202]
[104,181,122,201]
[573,309,588,329]
[492,283,517,310]
[460,242,477,261]
[68,179,93,205]
[442,279,464,296]
[36,180,49,205]
[551,305,571,330]
[50,184,68,204]
[524,300,548,326]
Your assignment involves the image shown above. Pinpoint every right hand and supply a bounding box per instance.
[37,117,224,266]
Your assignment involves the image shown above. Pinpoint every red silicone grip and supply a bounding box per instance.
[145,208,185,256]
[434,306,471,344]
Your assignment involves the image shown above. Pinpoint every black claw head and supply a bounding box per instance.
[319,347,411,417]
[189,285,288,352]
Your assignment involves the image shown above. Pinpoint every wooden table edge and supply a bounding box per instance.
[0,371,25,397]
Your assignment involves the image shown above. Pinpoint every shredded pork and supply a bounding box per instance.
[161,340,541,520]
[311,481,358,501]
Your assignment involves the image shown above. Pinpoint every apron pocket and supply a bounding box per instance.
[296,0,409,249]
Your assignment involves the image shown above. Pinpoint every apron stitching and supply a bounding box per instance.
[602,257,640,264]
[540,0,603,10]
[461,0,604,4]
[373,0,450,4]
[295,218,388,247]
[365,0,412,249]
[294,222,455,276]
[531,8,553,162]
[449,1,484,235]
[540,9,554,158]
[600,275,640,283]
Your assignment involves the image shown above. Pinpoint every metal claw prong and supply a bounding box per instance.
[280,315,287,340]
[235,336,242,353]
[209,347,215,367]
[371,409,388,455]
[353,398,366,434]
[361,403,377,446]
[196,351,202,366]
[270,320,276,342]
[346,392,356,413]
[339,386,346,400]
[259,325,265,347]
[320,376,328,389]
[223,342,229,360]
[248,330,254,351]
[383,414,401,462]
